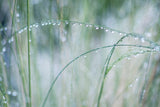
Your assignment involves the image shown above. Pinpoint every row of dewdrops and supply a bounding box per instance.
[0,19,160,53]
[0,19,153,37]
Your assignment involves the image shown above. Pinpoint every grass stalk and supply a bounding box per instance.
[27,0,31,106]
[41,43,155,107]
[97,35,128,107]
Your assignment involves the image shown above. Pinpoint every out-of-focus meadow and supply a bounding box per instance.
[0,0,160,107]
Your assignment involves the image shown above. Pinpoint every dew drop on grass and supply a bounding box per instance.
[53,23,56,26]
[119,33,122,35]
[129,84,133,87]
[61,36,66,42]
[35,24,39,28]
[3,96,5,99]
[89,25,92,27]
[141,38,145,43]
[154,46,160,52]
[111,31,115,33]
[12,91,18,96]
[85,24,89,27]
[105,29,109,32]
[84,56,87,58]
[29,25,33,28]
[3,101,7,104]
[4,62,7,66]
[29,39,32,42]
[100,27,103,29]
[57,22,61,26]
[24,27,27,31]
[134,37,138,40]
[48,22,51,25]
[135,78,139,82]
[145,32,151,37]
[2,47,6,52]
[4,27,7,31]
[65,21,69,24]
[95,27,99,30]
[45,23,48,26]
[8,37,14,43]
[79,23,82,26]
[134,54,139,58]
[127,57,131,60]
[7,90,12,95]
[16,13,20,17]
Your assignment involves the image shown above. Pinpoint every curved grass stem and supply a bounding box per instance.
[41,43,155,107]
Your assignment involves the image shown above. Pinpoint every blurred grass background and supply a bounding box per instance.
[0,0,160,107]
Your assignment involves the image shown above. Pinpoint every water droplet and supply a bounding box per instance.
[145,32,151,37]
[4,27,7,31]
[95,50,98,53]
[57,22,61,26]
[79,23,82,26]
[154,46,160,52]
[89,25,92,27]
[129,84,133,87]
[7,90,12,95]
[127,57,131,60]
[48,22,51,25]
[105,29,109,32]
[3,96,5,99]
[53,23,56,26]
[61,36,66,42]
[141,38,145,43]
[12,91,17,96]
[29,25,33,28]
[119,33,122,35]
[95,27,99,30]
[41,23,45,26]
[111,31,115,33]
[135,78,139,82]
[84,56,87,58]
[85,24,89,27]
[4,62,7,66]
[72,23,76,26]
[134,54,139,58]
[100,27,104,29]
[33,24,36,27]
[3,101,7,104]
[8,37,14,43]
[16,13,20,17]
[134,37,138,40]
[45,23,48,26]
[65,21,69,24]
[2,47,6,52]
[24,27,27,31]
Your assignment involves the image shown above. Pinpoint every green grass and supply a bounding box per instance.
[0,0,160,107]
